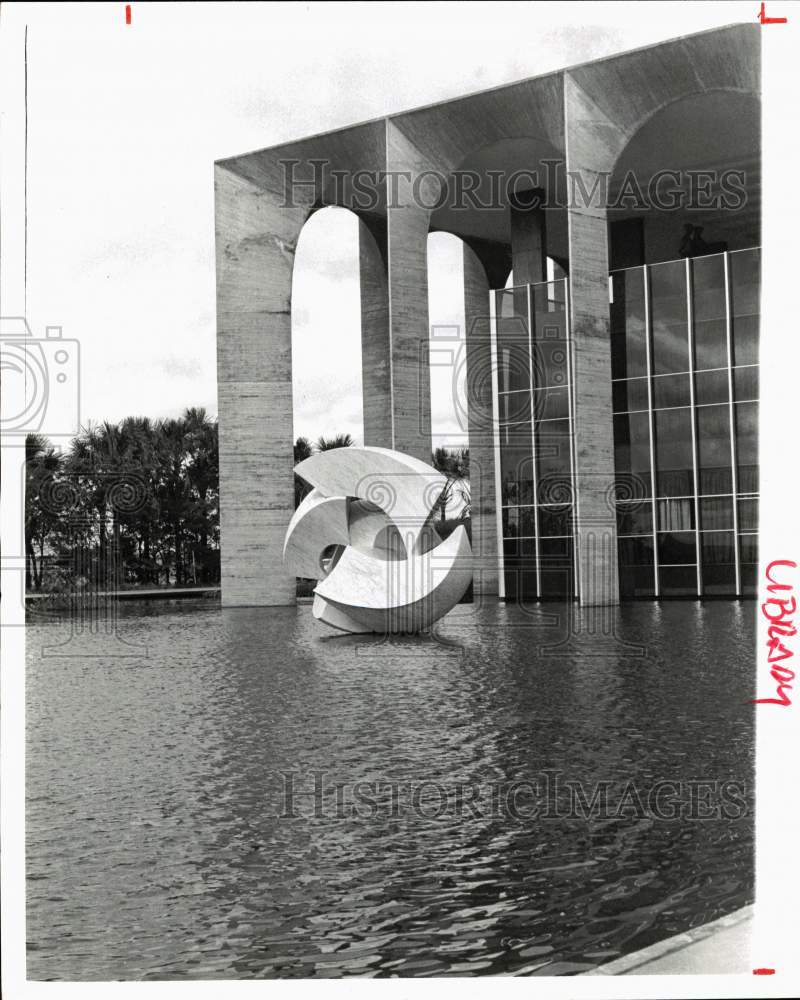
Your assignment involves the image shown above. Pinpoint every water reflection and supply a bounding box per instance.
[27,599,754,979]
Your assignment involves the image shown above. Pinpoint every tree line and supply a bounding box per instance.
[26,408,219,592]
[26,420,470,593]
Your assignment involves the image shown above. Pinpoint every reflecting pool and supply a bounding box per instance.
[27,598,755,978]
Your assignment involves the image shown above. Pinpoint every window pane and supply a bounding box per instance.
[739,532,758,564]
[619,535,656,566]
[691,253,728,370]
[730,248,760,367]
[739,533,758,597]
[613,412,652,499]
[734,366,758,401]
[499,390,531,426]
[539,536,573,559]
[500,424,533,505]
[658,531,697,564]
[539,569,574,599]
[538,537,574,599]
[503,536,537,558]
[700,496,733,530]
[496,288,530,393]
[502,505,536,537]
[538,504,573,536]
[503,564,538,601]
[612,377,649,413]
[654,407,693,497]
[658,497,695,531]
[696,404,732,495]
[659,565,698,597]
[616,501,653,535]
[740,564,757,597]
[738,497,758,531]
[533,386,568,421]
[610,268,647,380]
[535,419,572,504]
[650,260,689,375]
[618,535,655,597]
[532,280,567,328]
[531,281,569,391]
[532,279,566,315]
[701,531,736,595]
[532,336,569,389]
[653,373,691,409]
[694,369,729,405]
[735,401,758,494]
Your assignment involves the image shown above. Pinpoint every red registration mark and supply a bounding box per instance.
[758,2,788,23]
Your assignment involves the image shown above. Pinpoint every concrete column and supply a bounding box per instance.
[385,121,433,464]
[215,163,308,606]
[358,216,392,449]
[510,191,547,285]
[564,76,619,606]
[463,243,500,598]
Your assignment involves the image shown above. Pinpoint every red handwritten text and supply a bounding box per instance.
[753,560,796,706]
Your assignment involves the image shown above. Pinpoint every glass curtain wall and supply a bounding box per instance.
[495,278,576,600]
[610,248,760,598]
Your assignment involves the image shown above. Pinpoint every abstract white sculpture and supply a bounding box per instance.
[283,446,473,633]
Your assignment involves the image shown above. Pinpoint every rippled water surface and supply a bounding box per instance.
[27,599,755,979]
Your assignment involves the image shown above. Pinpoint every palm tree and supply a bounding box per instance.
[431,446,469,522]
[294,436,312,463]
[156,416,190,585]
[67,420,136,588]
[456,481,471,519]
[294,437,313,508]
[315,433,354,451]
[25,434,62,590]
[118,416,160,582]
[183,408,218,582]
[26,412,223,592]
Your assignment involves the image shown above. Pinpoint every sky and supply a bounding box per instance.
[8,1,753,446]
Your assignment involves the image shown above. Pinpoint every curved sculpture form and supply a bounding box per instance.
[283,446,472,634]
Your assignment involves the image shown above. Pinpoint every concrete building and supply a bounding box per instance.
[215,23,760,608]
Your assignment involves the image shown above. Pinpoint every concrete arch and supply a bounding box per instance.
[429,135,568,254]
[606,89,761,263]
[292,201,397,454]
[290,205,365,448]
[611,87,761,175]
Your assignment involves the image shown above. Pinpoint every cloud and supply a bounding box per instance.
[157,355,205,379]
